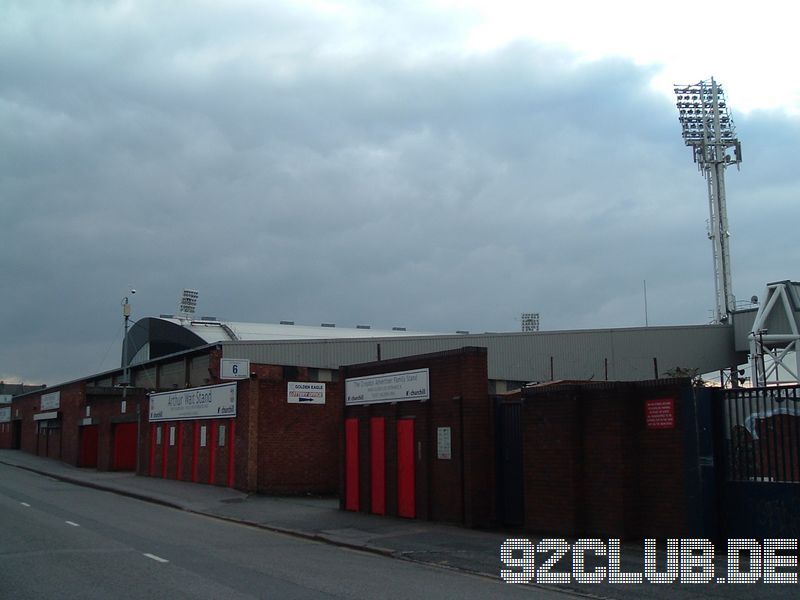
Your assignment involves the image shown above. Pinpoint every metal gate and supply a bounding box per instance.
[495,399,524,527]
[715,386,800,538]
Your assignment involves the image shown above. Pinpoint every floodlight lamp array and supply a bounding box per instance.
[179,289,199,315]
[673,80,741,167]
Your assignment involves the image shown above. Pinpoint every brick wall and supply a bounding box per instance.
[257,367,342,495]
[85,388,145,470]
[137,380,249,490]
[135,367,342,494]
[14,395,38,455]
[12,383,86,464]
[0,413,11,449]
[522,380,692,539]
[0,400,13,449]
[342,347,491,527]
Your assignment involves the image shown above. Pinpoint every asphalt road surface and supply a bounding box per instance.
[0,463,561,599]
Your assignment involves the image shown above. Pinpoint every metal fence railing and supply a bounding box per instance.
[721,386,800,483]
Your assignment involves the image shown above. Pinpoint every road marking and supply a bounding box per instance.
[20,502,30,507]
[65,521,80,527]
[143,553,169,563]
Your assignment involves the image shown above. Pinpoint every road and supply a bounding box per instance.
[0,463,558,599]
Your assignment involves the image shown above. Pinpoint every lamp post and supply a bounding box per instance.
[121,290,135,396]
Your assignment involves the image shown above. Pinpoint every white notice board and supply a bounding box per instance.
[287,382,326,404]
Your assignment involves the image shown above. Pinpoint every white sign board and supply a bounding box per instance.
[0,407,10,423]
[220,358,250,380]
[345,368,430,406]
[287,382,326,404]
[33,411,59,421]
[437,427,452,460]
[0,394,12,405]
[149,382,237,422]
[40,391,60,411]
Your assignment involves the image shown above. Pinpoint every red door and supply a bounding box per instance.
[113,423,138,471]
[79,425,99,468]
[345,418,359,511]
[370,417,386,515]
[397,419,415,518]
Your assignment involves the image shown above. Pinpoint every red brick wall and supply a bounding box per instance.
[13,383,86,464]
[56,383,85,466]
[342,347,491,527]
[135,367,341,495]
[137,381,249,490]
[85,389,145,471]
[257,368,342,495]
[522,380,690,539]
[15,395,38,455]
[0,410,12,449]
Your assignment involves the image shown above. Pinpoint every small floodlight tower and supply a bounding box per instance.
[674,78,742,323]
[178,289,199,323]
[521,313,540,332]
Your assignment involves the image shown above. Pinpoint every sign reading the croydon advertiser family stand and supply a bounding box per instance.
[149,382,237,422]
[345,368,430,406]
[40,391,60,411]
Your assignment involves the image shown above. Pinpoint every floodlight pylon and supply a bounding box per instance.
[674,78,742,323]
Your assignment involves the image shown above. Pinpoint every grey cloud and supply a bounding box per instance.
[2,2,799,383]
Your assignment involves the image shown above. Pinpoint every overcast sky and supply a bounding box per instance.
[2,0,799,385]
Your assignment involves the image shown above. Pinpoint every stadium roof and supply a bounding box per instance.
[125,316,439,366]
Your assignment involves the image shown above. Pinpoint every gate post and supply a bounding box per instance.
[683,386,719,541]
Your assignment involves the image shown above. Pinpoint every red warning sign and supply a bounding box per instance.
[646,398,675,429]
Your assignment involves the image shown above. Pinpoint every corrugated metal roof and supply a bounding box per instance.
[14,322,743,398]
[217,324,742,383]
[159,318,438,343]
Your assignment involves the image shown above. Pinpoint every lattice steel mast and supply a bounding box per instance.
[674,78,742,323]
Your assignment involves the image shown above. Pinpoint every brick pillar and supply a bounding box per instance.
[245,379,259,491]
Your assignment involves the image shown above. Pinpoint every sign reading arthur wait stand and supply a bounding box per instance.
[345,368,430,406]
[149,382,237,422]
